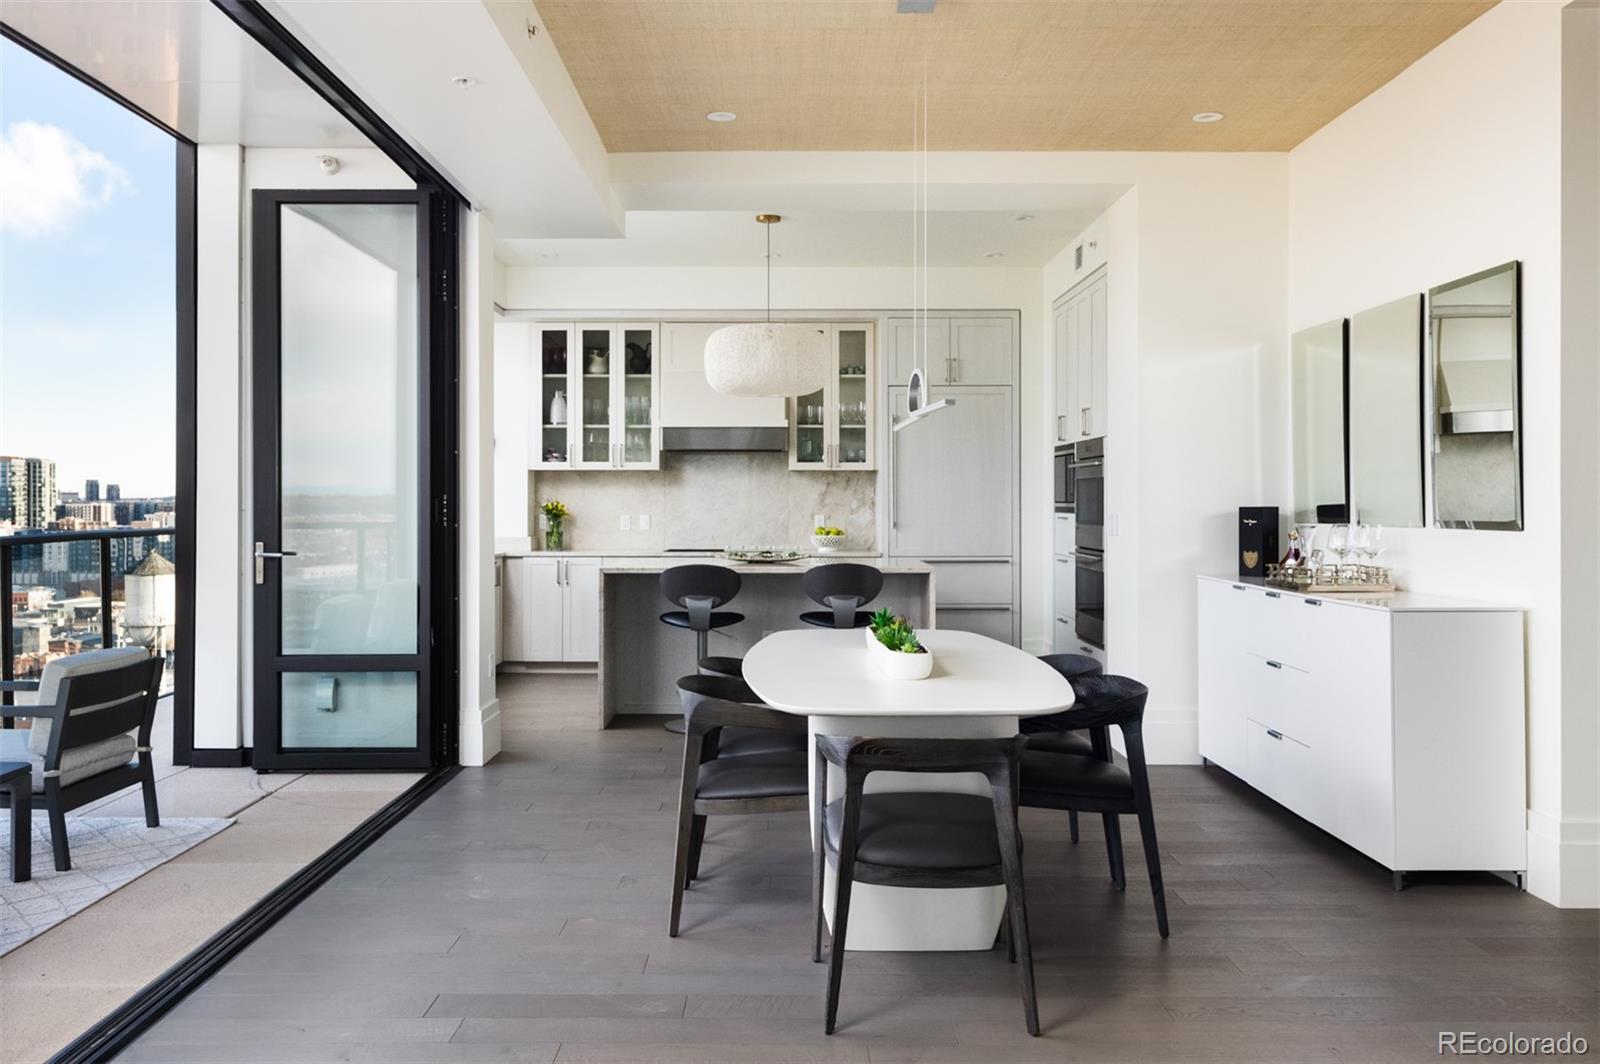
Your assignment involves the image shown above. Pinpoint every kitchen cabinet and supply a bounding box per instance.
[502,556,601,662]
[1053,269,1108,443]
[887,386,1014,557]
[887,316,1011,385]
[528,322,660,471]
[790,323,876,471]
[1196,576,1525,878]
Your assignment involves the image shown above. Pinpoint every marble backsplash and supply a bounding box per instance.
[530,453,876,552]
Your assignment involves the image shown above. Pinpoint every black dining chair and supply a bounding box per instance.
[1019,652,1104,842]
[1018,673,1169,939]
[798,563,884,629]
[669,695,809,937]
[659,565,747,731]
[811,734,1038,1037]
[677,674,805,757]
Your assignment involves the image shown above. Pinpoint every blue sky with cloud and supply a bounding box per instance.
[1,38,176,499]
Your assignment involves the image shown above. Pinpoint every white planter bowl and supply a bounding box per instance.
[811,533,845,554]
[867,634,933,680]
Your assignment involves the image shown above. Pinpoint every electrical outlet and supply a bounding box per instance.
[813,513,825,528]
[619,514,631,531]
[638,513,651,531]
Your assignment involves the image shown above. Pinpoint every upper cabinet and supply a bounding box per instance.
[791,323,876,471]
[1053,269,1108,443]
[531,322,660,471]
[887,316,1012,386]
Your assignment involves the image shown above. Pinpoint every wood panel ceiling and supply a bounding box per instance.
[533,0,1496,152]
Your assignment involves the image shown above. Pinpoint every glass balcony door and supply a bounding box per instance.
[250,190,442,769]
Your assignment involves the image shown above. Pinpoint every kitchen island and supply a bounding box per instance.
[597,558,934,728]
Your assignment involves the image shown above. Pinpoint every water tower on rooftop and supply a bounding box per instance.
[124,550,175,654]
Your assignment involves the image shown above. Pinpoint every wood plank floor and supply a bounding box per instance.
[124,674,1598,1063]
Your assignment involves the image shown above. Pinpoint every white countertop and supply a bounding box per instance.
[1198,574,1522,613]
[600,557,929,575]
[495,547,885,559]
[744,627,1072,717]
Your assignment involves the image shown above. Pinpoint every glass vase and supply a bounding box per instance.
[544,521,564,551]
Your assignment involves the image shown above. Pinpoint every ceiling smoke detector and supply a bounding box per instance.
[317,155,340,176]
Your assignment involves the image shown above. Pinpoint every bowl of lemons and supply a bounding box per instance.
[810,526,845,553]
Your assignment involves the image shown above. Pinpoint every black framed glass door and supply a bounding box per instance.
[251,189,449,770]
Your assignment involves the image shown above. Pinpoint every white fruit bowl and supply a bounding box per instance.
[866,634,933,680]
[811,533,845,554]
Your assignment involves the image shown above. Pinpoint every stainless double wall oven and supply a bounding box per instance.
[1072,438,1105,650]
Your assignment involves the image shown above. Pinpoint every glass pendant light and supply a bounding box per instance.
[704,215,829,397]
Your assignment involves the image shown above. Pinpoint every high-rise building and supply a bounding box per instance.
[0,456,59,529]
[106,483,121,502]
[84,479,100,502]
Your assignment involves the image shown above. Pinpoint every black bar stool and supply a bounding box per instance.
[660,565,746,732]
[798,563,883,629]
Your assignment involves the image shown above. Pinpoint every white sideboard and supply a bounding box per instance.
[1196,575,1526,885]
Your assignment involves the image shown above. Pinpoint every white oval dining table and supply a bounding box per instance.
[742,627,1075,952]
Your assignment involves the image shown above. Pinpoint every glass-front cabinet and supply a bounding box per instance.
[790,323,875,471]
[531,322,659,471]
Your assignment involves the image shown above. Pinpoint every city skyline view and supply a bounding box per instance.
[0,37,177,498]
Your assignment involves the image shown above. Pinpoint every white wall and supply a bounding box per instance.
[191,146,414,755]
[459,209,501,765]
[1287,0,1595,906]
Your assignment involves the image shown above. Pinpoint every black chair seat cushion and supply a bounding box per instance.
[798,610,874,630]
[676,673,760,705]
[1020,749,1133,802]
[698,655,744,679]
[1021,728,1094,757]
[825,792,1000,870]
[696,751,808,801]
[660,610,744,631]
[716,726,805,757]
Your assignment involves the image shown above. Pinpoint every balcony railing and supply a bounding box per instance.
[1,525,178,723]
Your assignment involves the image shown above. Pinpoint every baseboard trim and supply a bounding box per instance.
[1526,809,1600,908]
[188,747,251,768]
[47,764,462,1063]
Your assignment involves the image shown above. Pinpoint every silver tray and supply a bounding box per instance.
[723,547,808,563]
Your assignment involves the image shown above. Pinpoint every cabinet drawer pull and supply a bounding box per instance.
[1231,584,1247,591]
[1265,590,1281,599]
[1266,728,1283,741]
[1264,660,1283,670]
[1304,598,1322,606]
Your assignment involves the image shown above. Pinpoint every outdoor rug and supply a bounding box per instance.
[0,815,232,955]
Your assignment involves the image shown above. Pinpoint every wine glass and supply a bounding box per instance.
[1326,525,1349,581]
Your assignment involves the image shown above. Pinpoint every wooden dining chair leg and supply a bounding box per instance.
[824,785,863,1036]
[995,796,1040,1036]
[686,815,708,884]
[1103,813,1125,890]
[668,802,695,937]
[1124,722,1170,939]
[1068,809,1079,844]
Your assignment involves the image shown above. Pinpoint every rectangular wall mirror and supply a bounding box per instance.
[1349,294,1425,527]
[1290,318,1348,524]
[1429,261,1522,529]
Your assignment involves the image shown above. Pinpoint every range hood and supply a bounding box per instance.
[661,426,788,452]
[658,322,791,452]
[1433,307,1515,435]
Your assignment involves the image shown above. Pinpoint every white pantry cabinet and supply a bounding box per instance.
[1196,576,1526,882]
[502,556,601,663]
[1052,269,1108,444]
[887,316,1012,385]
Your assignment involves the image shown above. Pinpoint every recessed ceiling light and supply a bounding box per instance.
[984,251,1006,259]
[1192,111,1225,123]
[705,111,737,123]
[451,76,479,89]
[1014,214,1036,222]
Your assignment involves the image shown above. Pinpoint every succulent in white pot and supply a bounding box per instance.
[866,613,933,680]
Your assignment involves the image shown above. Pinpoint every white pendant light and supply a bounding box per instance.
[894,51,954,433]
[705,214,829,397]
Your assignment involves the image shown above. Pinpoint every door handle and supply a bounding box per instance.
[949,355,959,382]
[1081,408,1090,436]
[1267,729,1284,741]
[1265,660,1283,669]
[253,542,298,585]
